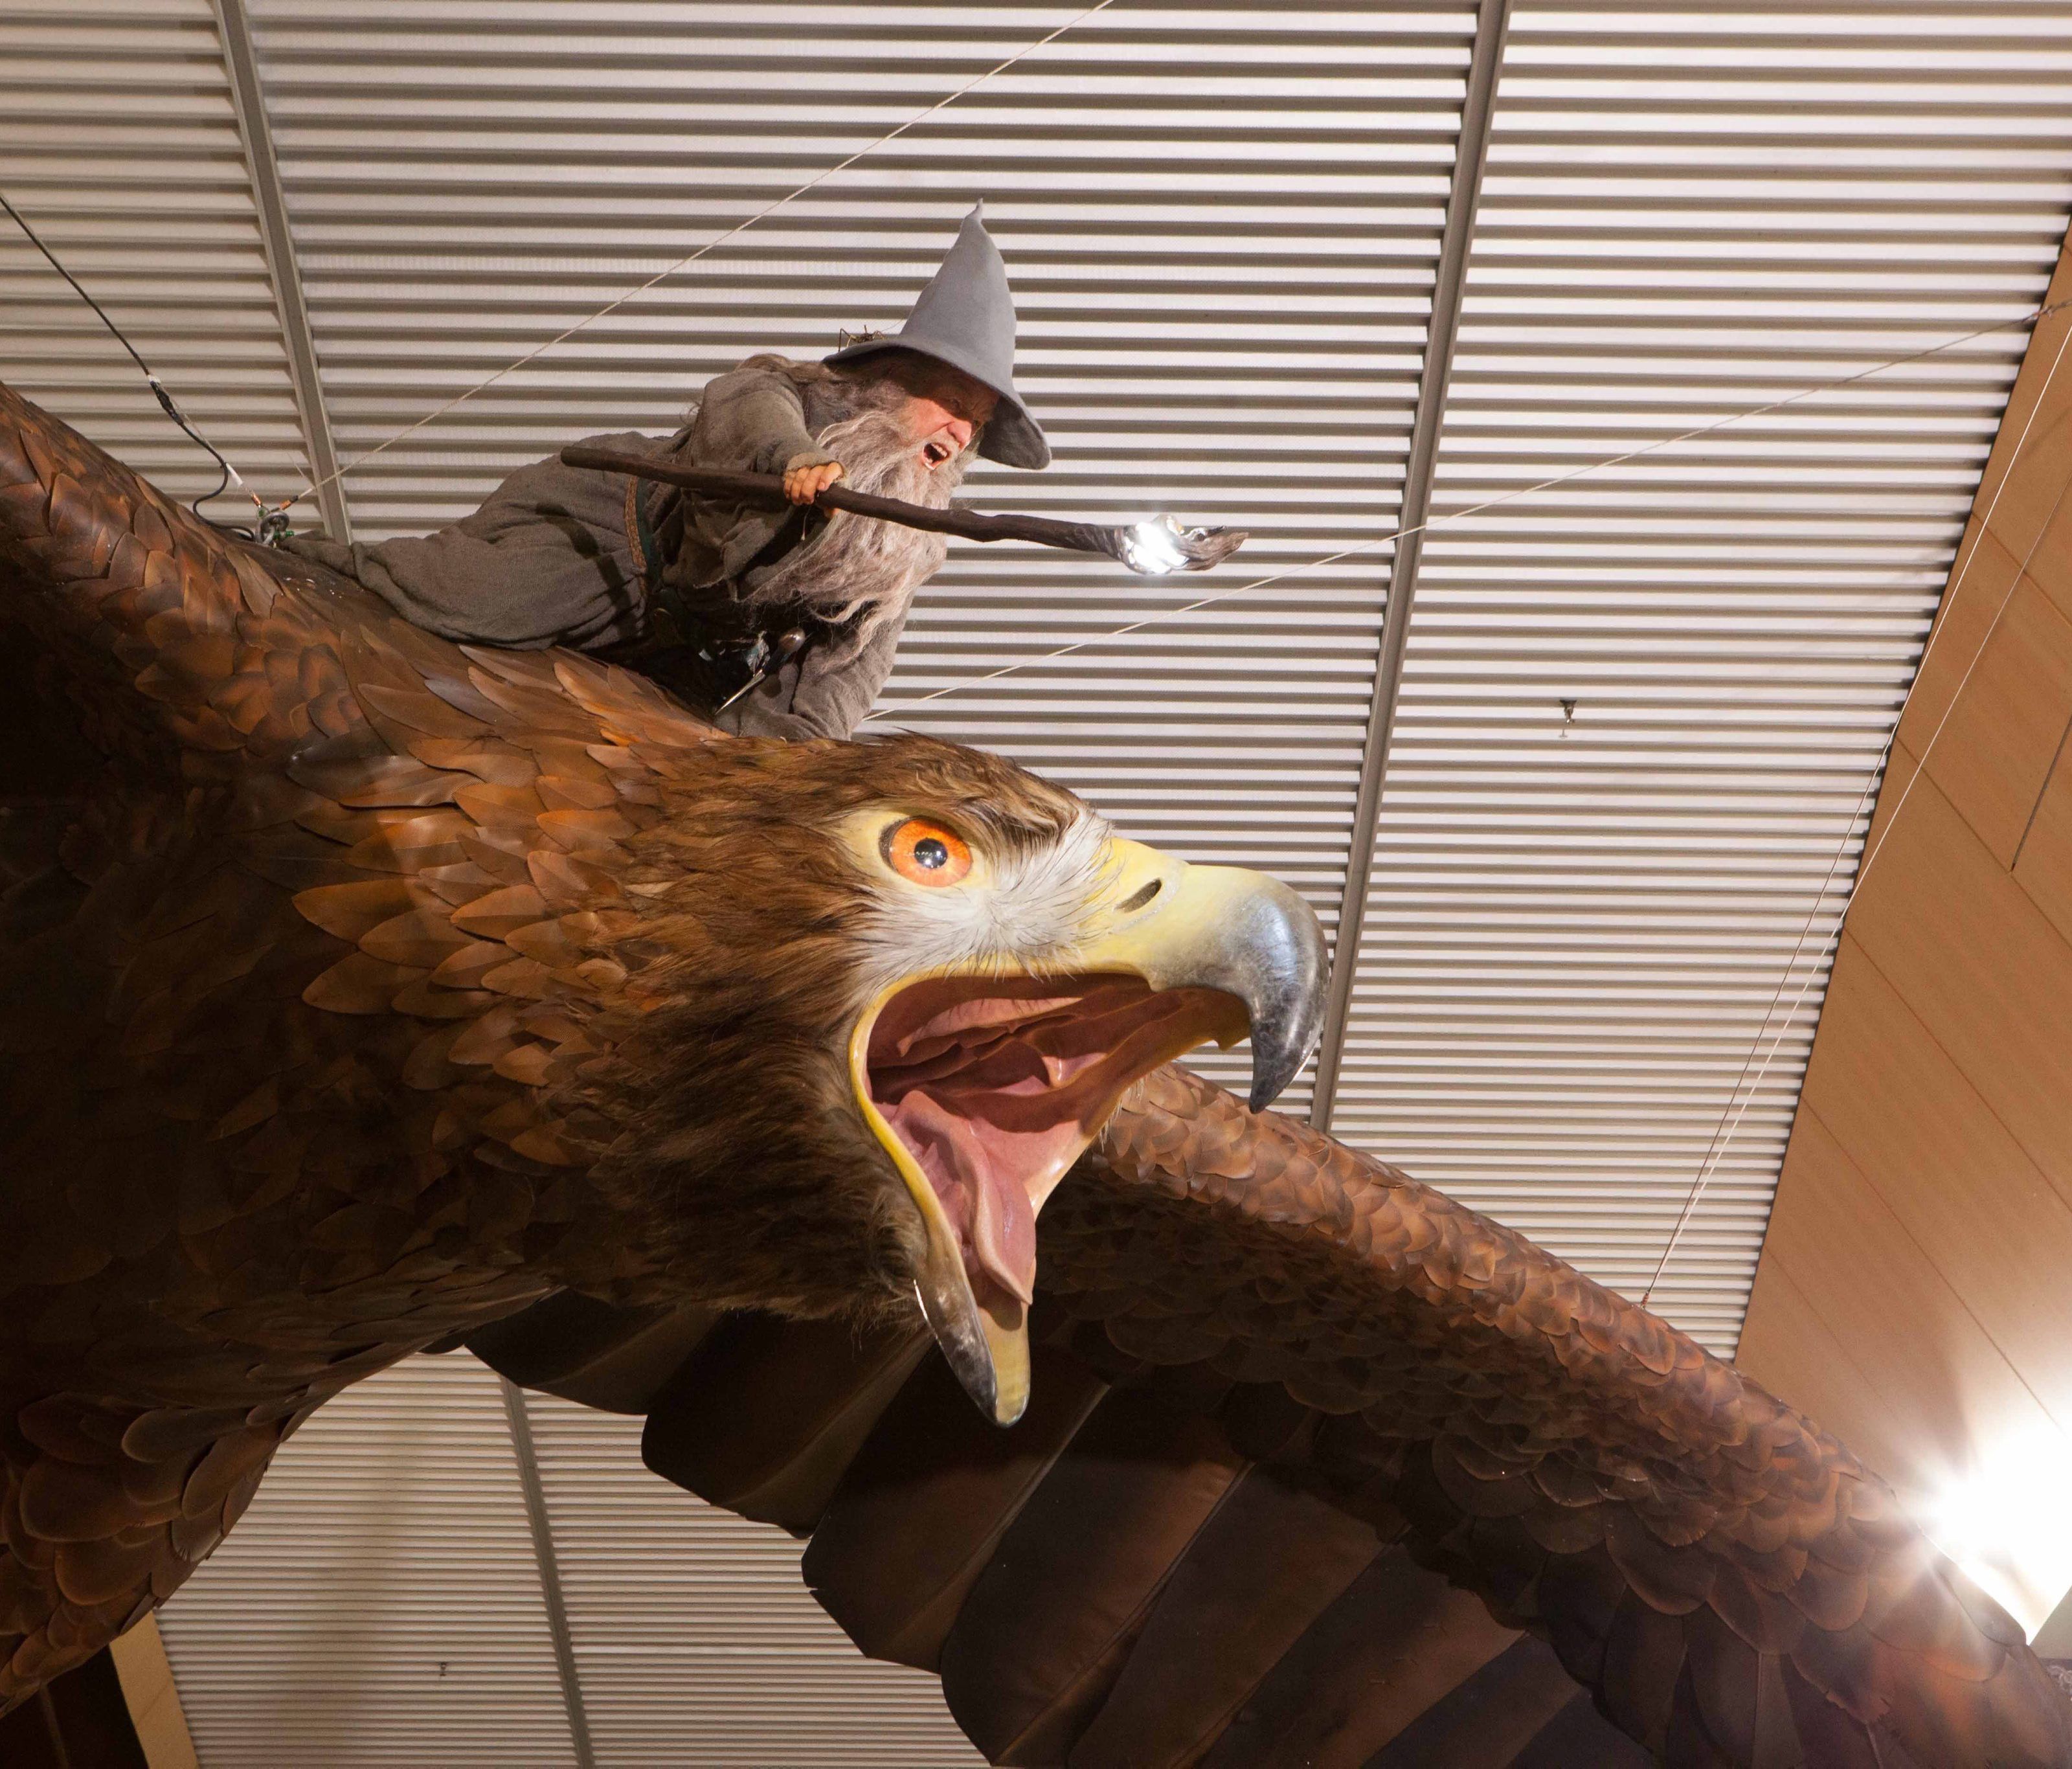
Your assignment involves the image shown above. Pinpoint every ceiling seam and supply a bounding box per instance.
[1307,0,1512,1131]
[499,1377,598,1769]
[208,0,352,543]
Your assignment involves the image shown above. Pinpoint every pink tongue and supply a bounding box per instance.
[971,1158,1037,1307]
[890,1088,1039,1306]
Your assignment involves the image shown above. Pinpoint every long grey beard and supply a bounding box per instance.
[741,394,972,630]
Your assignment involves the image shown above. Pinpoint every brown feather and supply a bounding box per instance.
[641,1313,929,1531]
[1362,1638,1609,1768]
[1195,1549,1524,1769]
[804,1341,1107,1671]
[458,1292,719,1414]
[1061,1465,1381,1769]
[931,1394,1246,1763]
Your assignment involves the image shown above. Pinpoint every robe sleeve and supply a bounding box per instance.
[688,356,829,475]
[672,357,843,587]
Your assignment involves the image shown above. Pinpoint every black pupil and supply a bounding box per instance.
[913,836,951,870]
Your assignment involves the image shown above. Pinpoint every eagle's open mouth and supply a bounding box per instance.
[844,839,1327,1426]
[863,973,1246,1310]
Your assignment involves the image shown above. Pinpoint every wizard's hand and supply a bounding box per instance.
[783,451,846,506]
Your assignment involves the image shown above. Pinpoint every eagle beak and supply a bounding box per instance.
[1072,840,1327,1116]
[852,839,1325,1427]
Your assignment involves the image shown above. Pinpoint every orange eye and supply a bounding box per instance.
[881,818,972,887]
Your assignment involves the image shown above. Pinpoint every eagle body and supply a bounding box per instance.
[0,381,1178,1695]
[1,381,2067,1766]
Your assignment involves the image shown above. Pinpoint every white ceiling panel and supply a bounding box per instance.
[157,1356,987,1765]
[157,1356,577,1766]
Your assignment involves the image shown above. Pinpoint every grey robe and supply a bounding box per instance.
[283,357,915,741]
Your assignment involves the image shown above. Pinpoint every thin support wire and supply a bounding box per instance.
[1,188,257,532]
[284,0,1120,510]
[1639,310,2072,1310]
[870,299,2071,720]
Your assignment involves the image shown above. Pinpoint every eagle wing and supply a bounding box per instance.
[0,379,719,1699]
[611,1063,2071,1768]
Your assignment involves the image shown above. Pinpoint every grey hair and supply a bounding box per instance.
[738,376,977,631]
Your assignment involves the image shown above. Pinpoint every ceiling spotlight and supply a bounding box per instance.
[1920,1424,2072,1638]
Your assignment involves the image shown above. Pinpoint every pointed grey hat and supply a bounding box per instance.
[825,206,1050,469]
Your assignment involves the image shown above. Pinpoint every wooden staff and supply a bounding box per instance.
[558,444,1246,574]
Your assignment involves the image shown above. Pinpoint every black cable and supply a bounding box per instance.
[1,188,256,537]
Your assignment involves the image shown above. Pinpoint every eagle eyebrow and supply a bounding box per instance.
[960,807,1077,852]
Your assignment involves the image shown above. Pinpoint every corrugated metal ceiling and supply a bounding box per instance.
[0,0,314,519]
[159,1357,578,1766]
[163,1355,984,1766]
[1337,3,2072,1346]
[6,1,2071,1761]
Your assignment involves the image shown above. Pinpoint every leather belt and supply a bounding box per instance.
[623,475,810,711]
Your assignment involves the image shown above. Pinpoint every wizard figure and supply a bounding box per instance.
[283,207,1048,740]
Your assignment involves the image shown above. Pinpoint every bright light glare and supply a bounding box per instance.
[1119,515,1189,574]
[1921,1424,2072,1638]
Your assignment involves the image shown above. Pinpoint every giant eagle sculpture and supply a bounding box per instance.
[0,380,2065,1767]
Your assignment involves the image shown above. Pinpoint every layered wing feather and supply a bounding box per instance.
[620,1065,2072,1767]
[0,380,717,1698]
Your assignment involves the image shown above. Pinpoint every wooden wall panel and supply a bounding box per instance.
[1735,1260,1909,1482]
[1845,771,2072,1208]
[1738,229,2072,1639]
[1753,1105,2058,1475]
[1796,937,2072,1408]
[2014,741,2072,945]
[1913,558,2072,864]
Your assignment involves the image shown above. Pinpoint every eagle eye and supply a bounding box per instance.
[881,817,973,887]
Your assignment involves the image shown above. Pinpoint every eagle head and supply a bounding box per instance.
[591,733,1325,1425]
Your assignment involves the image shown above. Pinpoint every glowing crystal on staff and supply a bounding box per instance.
[1118,515,1191,575]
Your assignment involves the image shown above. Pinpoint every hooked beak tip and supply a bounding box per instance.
[914,1278,1028,1428]
[1157,865,1327,1114]
[1213,870,1328,1112]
